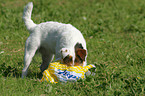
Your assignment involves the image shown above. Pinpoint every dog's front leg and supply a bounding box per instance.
[40,54,54,72]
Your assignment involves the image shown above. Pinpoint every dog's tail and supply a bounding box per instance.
[23,2,36,31]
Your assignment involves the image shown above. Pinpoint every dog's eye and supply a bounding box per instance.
[61,49,68,53]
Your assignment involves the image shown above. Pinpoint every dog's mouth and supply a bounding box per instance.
[62,55,73,66]
[62,52,85,66]
[62,55,84,66]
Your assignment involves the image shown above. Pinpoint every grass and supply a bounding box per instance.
[0,0,145,95]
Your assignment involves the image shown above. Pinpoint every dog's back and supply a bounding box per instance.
[23,2,86,51]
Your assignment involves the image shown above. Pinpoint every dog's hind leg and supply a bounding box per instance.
[22,37,40,78]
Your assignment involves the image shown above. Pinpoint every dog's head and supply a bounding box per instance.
[61,43,87,66]
[61,48,73,66]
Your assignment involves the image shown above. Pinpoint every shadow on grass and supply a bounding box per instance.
[0,63,42,79]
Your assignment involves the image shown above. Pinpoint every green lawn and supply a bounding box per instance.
[0,0,145,95]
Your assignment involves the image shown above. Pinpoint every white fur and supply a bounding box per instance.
[22,2,87,78]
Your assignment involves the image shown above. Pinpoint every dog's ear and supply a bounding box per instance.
[75,43,84,50]
[76,48,87,61]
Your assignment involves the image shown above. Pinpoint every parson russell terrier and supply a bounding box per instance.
[22,2,87,78]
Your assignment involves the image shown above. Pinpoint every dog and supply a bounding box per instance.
[22,2,87,78]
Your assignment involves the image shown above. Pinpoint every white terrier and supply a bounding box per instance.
[22,2,87,78]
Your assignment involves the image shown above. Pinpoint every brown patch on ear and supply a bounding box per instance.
[76,48,86,61]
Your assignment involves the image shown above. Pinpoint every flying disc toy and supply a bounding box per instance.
[40,62,95,83]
